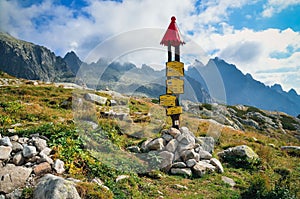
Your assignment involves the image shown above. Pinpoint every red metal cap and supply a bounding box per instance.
[160,16,185,47]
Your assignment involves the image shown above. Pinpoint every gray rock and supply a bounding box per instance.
[0,164,32,193]
[210,158,224,173]
[116,175,130,182]
[126,146,140,153]
[172,184,188,190]
[172,162,186,168]
[169,128,181,138]
[0,195,4,199]
[177,127,195,145]
[12,152,25,166]
[199,150,212,160]
[218,145,259,161]
[11,141,23,152]
[170,168,192,176]
[40,147,52,156]
[222,176,236,187]
[140,138,153,152]
[159,151,174,172]
[38,153,54,164]
[33,137,47,152]
[281,146,300,151]
[18,137,29,144]
[180,149,199,162]
[147,138,165,151]
[0,137,12,146]
[5,188,23,199]
[186,159,197,168]
[192,161,216,177]
[162,133,173,142]
[197,137,215,153]
[22,145,37,158]
[240,119,260,129]
[53,159,65,174]
[0,146,12,160]
[33,174,81,199]
[84,93,107,105]
[9,135,19,142]
[165,139,178,153]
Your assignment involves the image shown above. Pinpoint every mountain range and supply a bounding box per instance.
[0,32,299,116]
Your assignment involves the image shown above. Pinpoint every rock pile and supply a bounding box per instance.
[0,134,65,195]
[132,127,224,177]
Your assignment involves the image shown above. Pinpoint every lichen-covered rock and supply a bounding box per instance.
[159,151,174,172]
[147,138,165,151]
[0,164,32,194]
[33,174,81,199]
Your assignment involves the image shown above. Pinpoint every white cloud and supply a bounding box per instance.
[262,0,300,17]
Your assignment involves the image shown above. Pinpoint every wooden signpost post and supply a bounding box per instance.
[159,16,185,129]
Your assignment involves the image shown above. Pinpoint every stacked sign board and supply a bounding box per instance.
[159,61,184,118]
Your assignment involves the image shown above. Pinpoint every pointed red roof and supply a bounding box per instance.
[160,16,185,47]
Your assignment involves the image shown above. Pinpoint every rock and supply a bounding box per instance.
[9,135,19,142]
[40,147,52,156]
[12,152,24,166]
[180,149,199,162]
[11,141,23,152]
[218,145,259,164]
[53,159,65,174]
[126,146,140,153]
[210,158,224,173]
[84,93,107,105]
[169,128,181,138]
[116,175,130,182]
[33,174,81,199]
[159,151,174,172]
[162,133,173,142]
[186,159,197,168]
[0,164,32,193]
[177,127,195,145]
[147,138,165,151]
[0,137,12,146]
[34,162,52,176]
[22,145,37,158]
[199,150,212,160]
[240,119,260,129]
[33,137,47,151]
[172,162,186,168]
[222,176,236,187]
[197,137,215,153]
[7,129,16,133]
[170,168,192,176]
[281,146,300,151]
[39,153,54,164]
[140,138,153,152]
[165,139,178,153]
[172,184,188,190]
[192,161,216,177]
[0,146,12,160]
[5,188,23,199]
[92,177,110,191]
[18,137,29,144]
[0,195,4,199]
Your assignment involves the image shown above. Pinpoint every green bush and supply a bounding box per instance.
[280,115,297,131]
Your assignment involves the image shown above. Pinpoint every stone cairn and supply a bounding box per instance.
[129,127,224,177]
[0,133,65,195]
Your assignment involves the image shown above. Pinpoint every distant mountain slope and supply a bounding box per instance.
[0,32,74,82]
[187,57,300,116]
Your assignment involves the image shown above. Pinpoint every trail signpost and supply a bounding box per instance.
[159,16,185,129]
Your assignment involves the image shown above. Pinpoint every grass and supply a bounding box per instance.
[1,81,299,198]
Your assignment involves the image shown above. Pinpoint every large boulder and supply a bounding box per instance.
[33,174,81,199]
[158,151,174,172]
[0,164,32,193]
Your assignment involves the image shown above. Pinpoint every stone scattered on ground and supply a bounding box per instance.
[33,174,81,199]
[222,176,236,187]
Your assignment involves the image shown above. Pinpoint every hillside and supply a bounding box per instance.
[0,74,299,198]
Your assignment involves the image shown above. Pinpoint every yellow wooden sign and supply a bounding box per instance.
[166,78,184,94]
[166,61,184,77]
[166,106,182,116]
[159,95,176,107]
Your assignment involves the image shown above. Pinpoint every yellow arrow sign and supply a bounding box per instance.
[166,106,182,116]
[166,61,184,77]
[159,95,176,107]
[166,78,184,94]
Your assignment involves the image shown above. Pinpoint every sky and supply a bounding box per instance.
[1,0,300,94]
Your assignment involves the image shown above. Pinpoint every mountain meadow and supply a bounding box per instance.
[0,32,300,199]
